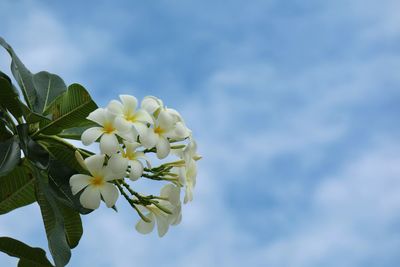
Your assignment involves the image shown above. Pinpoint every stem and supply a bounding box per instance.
[35,134,94,157]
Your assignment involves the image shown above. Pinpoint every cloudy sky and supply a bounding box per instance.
[1,0,400,266]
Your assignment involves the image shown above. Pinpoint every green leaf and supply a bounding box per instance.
[0,163,35,214]
[0,136,21,176]
[38,84,98,135]
[47,159,92,215]
[58,204,83,249]
[0,237,53,267]
[33,71,67,114]
[33,167,71,267]
[17,124,50,170]
[0,37,37,111]
[0,71,23,118]
[0,38,67,114]
[56,123,97,140]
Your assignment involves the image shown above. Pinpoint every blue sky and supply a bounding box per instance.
[1,0,400,266]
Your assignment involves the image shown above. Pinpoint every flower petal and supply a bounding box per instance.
[141,96,162,114]
[70,174,91,195]
[107,154,129,180]
[87,108,107,125]
[139,128,158,148]
[84,154,105,176]
[100,133,120,155]
[100,183,119,208]
[135,109,153,124]
[80,186,101,209]
[155,214,170,237]
[135,213,155,235]
[156,137,170,159]
[114,116,132,133]
[107,100,124,115]
[120,95,138,113]
[81,127,103,146]
[158,110,175,130]
[128,160,144,181]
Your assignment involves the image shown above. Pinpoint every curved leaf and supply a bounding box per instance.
[0,37,36,110]
[48,159,92,215]
[33,167,71,267]
[0,163,35,214]
[0,237,53,267]
[0,72,23,118]
[38,84,98,135]
[17,124,50,170]
[0,136,21,176]
[58,204,83,249]
[33,71,67,114]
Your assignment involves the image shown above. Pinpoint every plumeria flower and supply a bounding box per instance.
[141,96,163,115]
[108,141,149,181]
[81,108,132,155]
[173,159,197,203]
[140,110,189,159]
[69,154,122,209]
[107,95,153,136]
[135,184,181,237]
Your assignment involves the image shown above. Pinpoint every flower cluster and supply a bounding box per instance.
[69,95,201,237]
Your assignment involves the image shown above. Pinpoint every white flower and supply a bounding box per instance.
[139,110,178,159]
[108,141,149,181]
[141,96,163,115]
[135,184,181,237]
[69,154,122,209]
[107,95,153,136]
[174,159,197,203]
[81,108,132,155]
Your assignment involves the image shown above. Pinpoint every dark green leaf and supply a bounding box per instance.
[33,167,71,267]
[0,237,53,267]
[0,163,35,214]
[0,37,36,111]
[38,84,98,135]
[17,124,49,170]
[48,160,92,215]
[56,123,97,140]
[58,204,83,249]
[33,71,67,114]
[0,136,21,176]
[0,72,23,118]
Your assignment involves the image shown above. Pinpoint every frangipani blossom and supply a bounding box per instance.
[141,96,163,115]
[81,108,132,155]
[69,154,122,209]
[140,110,189,159]
[107,95,153,136]
[109,141,149,181]
[135,184,181,237]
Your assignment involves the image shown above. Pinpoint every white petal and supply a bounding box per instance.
[87,108,107,125]
[135,109,153,124]
[107,154,129,179]
[141,96,162,114]
[135,213,155,234]
[128,160,144,181]
[100,183,119,208]
[161,184,180,206]
[100,133,120,155]
[158,110,175,130]
[69,174,91,194]
[156,137,170,159]
[174,122,190,139]
[81,127,103,145]
[84,154,105,176]
[155,214,170,237]
[133,122,150,137]
[120,95,138,113]
[117,129,137,143]
[139,128,158,148]
[124,141,141,154]
[114,116,132,133]
[107,100,124,115]
[80,186,101,209]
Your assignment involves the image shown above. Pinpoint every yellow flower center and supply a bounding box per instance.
[125,112,137,122]
[89,176,104,187]
[103,122,115,134]
[122,151,136,160]
[154,126,165,135]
